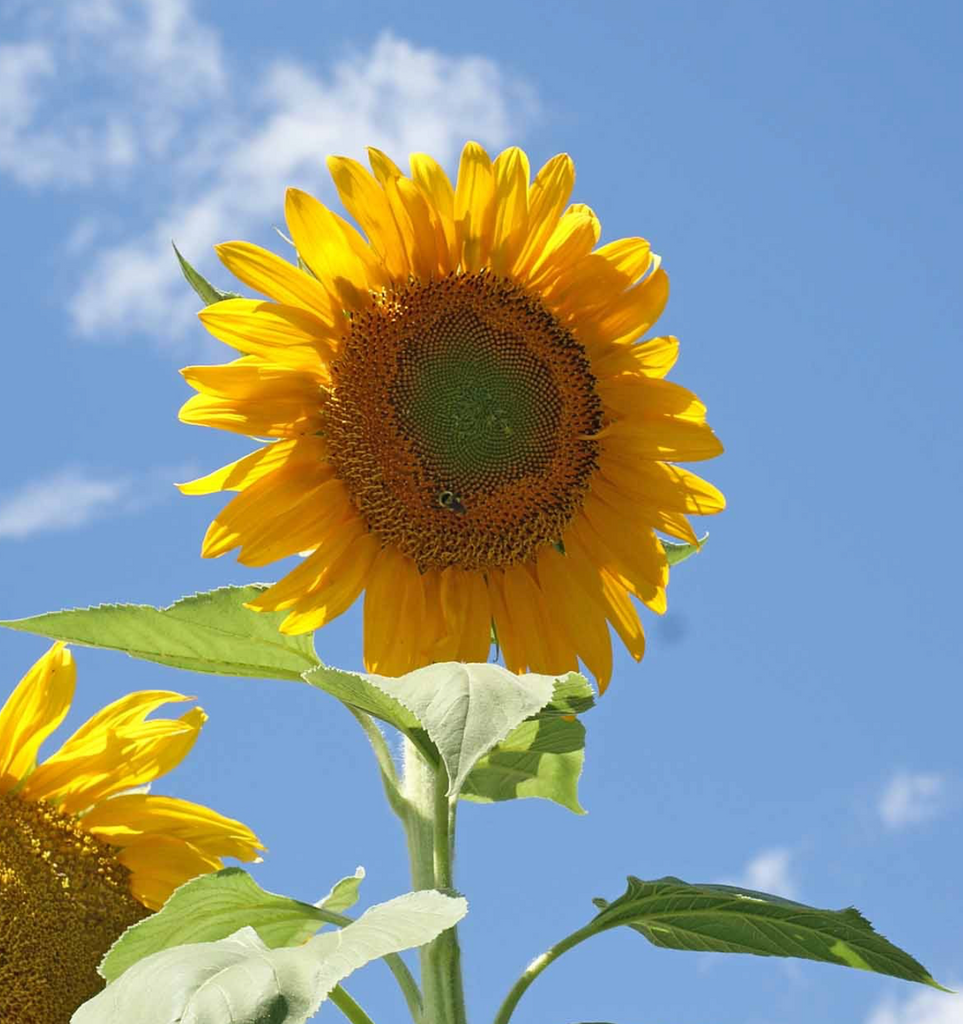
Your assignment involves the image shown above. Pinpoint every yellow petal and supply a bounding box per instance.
[246,516,367,613]
[410,153,457,266]
[384,175,440,281]
[591,335,679,380]
[215,241,340,326]
[487,569,526,674]
[178,391,323,439]
[280,531,381,634]
[598,457,726,515]
[285,188,385,310]
[549,237,655,315]
[525,205,601,292]
[598,416,725,462]
[367,146,405,184]
[118,834,224,911]
[176,437,326,496]
[512,153,575,278]
[453,141,495,272]
[0,643,75,790]
[200,462,339,562]
[489,146,530,275]
[198,297,337,369]
[580,267,669,352]
[24,696,205,813]
[563,529,646,667]
[83,793,263,862]
[597,376,707,423]
[363,547,427,676]
[503,564,577,675]
[536,546,613,688]
[181,359,326,400]
[439,568,492,663]
[326,155,409,278]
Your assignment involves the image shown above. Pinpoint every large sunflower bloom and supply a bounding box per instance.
[0,643,264,1023]
[180,142,724,689]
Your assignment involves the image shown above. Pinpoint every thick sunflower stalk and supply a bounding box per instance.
[0,141,948,1024]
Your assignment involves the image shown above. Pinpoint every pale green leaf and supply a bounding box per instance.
[316,866,365,915]
[365,662,558,797]
[1,586,318,681]
[75,890,467,1024]
[100,869,327,982]
[590,876,945,988]
[173,241,240,304]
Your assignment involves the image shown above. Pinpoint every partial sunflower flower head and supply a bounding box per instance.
[0,643,264,1024]
[179,142,724,690]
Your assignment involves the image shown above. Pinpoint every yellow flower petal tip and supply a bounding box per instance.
[0,646,266,1020]
[181,141,725,689]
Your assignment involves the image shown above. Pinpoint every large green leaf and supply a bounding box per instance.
[461,673,594,813]
[100,868,329,982]
[75,890,467,1024]
[1,586,318,681]
[365,662,558,797]
[590,876,944,988]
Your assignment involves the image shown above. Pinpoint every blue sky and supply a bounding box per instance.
[1,1,961,1022]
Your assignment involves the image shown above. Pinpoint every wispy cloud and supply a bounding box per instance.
[0,468,130,539]
[0,463,192,540]
[865,986,963,1024]
[878,771,946,830]
[0,1,535,346]
[733,846,798,900]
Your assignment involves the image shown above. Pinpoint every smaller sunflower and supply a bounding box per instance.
[0,643,264,1024]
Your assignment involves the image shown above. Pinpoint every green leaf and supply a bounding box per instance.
[1,586,319,681]
[100,868,327,982]
[316,866,365,915]
[590,876,946,989]
[461,673,594,813]
[172,241,240,304]
[365,662,559,797]
[663,533,708,567]
[76,891,468,1024]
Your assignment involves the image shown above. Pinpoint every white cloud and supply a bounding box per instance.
[879,771,946,830]
[865,986,963,1024]
[68,31,531,344]
[0,468,130,539]
[0,462,192,540]
[0,0,225,187]
[734,847,798,900]
[0,1,533,346]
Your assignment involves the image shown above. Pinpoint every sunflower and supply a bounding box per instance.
[180,142,724,689]
[0,643,264,1023]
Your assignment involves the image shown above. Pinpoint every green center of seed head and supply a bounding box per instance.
[391,311,561,502]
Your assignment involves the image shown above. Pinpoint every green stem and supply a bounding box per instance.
[401,739,469,1024]
[329,984,377,1024]
[491,923,600,1024]
[347,706,408,820]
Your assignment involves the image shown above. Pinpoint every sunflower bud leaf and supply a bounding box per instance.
[0,585,319,681]
[76,890,468,1024]
[663,533,709,567]
[584,876,946,988]
[173,241,241,304]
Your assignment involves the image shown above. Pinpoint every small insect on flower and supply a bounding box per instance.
[438,490,468,514]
